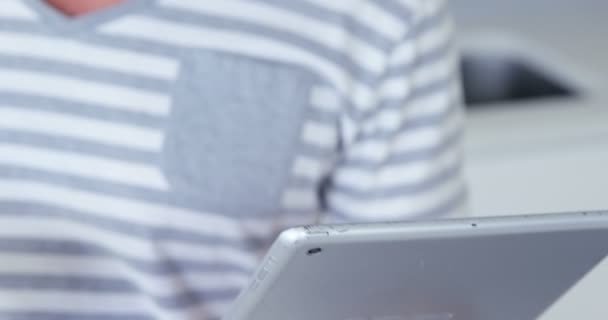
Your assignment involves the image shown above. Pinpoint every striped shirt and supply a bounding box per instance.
[0,0,465,319]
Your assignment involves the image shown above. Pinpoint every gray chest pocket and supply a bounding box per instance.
[162,52,312,217]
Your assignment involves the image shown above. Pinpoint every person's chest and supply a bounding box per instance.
[0,1,341,223]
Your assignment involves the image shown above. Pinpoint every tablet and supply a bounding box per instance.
[225,211,608,320]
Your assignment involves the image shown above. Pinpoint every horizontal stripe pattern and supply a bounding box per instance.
[98,15,380,111]
[0,217,254,313]
[0,289,232,319]
[291,156,327,181]
[0,70,171,115]
[0,1,38,20]
[0,253,250,295]
[159,0,386,74]
[301,0,406,41]
[320,0,464,221]
[362,73,460,135]
[0,234,256,274]
[0,312,153,320]
[0,1,463,319]
[301,121,338,150]
[0,106,162,151]
[348,106,463,163]
[334,145,461,191]
[389,17,454,69]
[328,174,465,219]
[0,144,168,189]
[0,31,179,80]
[0,180,276,240]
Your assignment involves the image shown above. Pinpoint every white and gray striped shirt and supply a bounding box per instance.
[0,0,465,319]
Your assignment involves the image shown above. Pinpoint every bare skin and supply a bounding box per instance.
[45,0,125,17]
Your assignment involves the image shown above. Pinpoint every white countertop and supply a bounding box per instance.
[449,1,608,319]
[451,0,608,216]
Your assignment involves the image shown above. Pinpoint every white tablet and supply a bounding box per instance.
[225,211,608,320]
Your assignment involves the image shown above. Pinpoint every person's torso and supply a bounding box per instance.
[0,1,409,318]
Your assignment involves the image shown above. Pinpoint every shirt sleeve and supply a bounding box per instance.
[322,0,467,223]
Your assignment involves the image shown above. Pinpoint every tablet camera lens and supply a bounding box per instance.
[307,248,322,256]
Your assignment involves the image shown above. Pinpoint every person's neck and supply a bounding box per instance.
[45,0,126,17]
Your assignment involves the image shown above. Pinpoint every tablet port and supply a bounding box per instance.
[307,248,322,256]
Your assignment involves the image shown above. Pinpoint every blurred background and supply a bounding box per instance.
[449,0,608,318]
